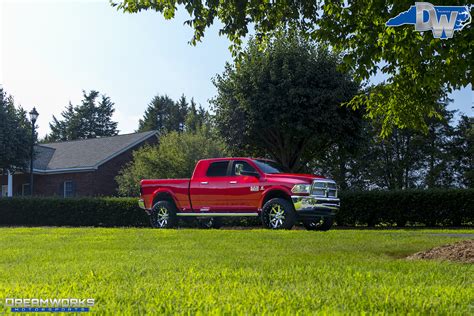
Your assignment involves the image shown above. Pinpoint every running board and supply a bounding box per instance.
[176,212,259,217]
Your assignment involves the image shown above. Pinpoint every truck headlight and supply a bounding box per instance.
[291,184,312,194]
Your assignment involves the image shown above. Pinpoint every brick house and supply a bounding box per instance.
[0,131,157,197]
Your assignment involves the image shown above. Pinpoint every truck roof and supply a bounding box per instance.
[198,157,273,162]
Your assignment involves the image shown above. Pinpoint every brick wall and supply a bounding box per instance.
[35,172,96,197]
[0,137,157,197]
[0,173,30,196]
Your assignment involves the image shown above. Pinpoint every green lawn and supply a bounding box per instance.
[0,228,473,314]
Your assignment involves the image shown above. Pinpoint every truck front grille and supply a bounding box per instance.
[312,180,338,198]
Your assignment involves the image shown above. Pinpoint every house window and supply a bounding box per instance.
[22,184,31,196]
[64,181,74,198]
[1,185,7,198]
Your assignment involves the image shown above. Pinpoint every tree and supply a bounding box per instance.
[309,119,370,190]
[419,103,456,188]
[138,94,211,133]
[185,98,209,132]
[45,90,118,142]
[318,2,470,136]
[313,119,425,190]
[313,97,472,190]
[116,128,226,196]
[450,114,474,188]
[212,33,360,171]
[138,94,187,133]
[0,88,32,172]
[113,0,471,136]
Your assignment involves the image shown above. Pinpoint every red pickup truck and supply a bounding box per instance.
[138,158,339,230]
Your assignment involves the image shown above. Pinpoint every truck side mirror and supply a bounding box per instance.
[241,170,260,178]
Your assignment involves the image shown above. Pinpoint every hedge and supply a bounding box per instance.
[0,197,148,227]
[0,189,472,227]
[337,189,474,227]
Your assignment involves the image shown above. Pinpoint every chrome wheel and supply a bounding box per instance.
[202,217,214,228]
[262,198,296,230]
[150,201,177,229]
[198,217,223,229]
[303,217,334,231]
[154,206,170,228]
[269,204,286,228]
[305,218,323,228]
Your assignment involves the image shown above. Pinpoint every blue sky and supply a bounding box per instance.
[1,0,472,138]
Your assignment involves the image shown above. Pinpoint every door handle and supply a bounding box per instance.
[229,181,237,184]
[200,181,208,185]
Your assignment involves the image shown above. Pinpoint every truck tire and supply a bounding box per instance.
[199,217,223,229]
[150,201,177,228]
[261,198,296,230]
[303,217,334,231]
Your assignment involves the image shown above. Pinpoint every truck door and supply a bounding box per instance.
[225,160,262,212]
[189,160,231,213]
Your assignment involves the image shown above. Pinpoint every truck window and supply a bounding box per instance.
[253,159,285,174]
[206,161,229,177]
[231,161,257,176]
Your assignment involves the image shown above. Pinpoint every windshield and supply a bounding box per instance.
[253,159,285,174]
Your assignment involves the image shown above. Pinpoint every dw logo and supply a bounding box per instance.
[386,2,471,39]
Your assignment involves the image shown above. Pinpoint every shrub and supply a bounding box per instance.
[0,189,472,227]
[0,197,148,227]
[337,189,474,227]
[116,129,226,197]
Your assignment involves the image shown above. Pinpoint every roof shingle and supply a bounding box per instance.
[33,131,157,172]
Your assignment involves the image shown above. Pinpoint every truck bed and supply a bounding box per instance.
[140,179,191,211]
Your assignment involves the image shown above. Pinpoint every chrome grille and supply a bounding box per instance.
[312,188,326,196]
[311,180,338,198]
[327,182,337,189]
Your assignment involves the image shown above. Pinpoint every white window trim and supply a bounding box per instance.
[63,180,74,198]
[1,185,7,197]
[22,183,30,196]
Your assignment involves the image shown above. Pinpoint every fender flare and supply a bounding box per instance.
[151,188,181,210]
[259,186,293,210]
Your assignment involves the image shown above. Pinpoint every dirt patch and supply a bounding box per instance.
[407,239,474,263]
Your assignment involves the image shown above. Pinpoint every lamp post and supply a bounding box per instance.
[29,107,39,196]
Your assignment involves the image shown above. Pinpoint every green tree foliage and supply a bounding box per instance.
[45,90,118,142]
[450,114,474,188]
[116,127,226,196]
[138,94,209,133]
[184,98,210,132]
[138,94,185,133]
[0,88,32,172]
[113,0,471,136]
[313,101,473,189]
[318,2,471,136]
[212,33,361,171]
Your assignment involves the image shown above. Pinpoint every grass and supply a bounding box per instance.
[0,228,473,315]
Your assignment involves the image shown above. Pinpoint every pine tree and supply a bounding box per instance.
[138,94,212,135]
[138,94,186,133]
[97,95,118,137]
[175,95,189,131]
[45,90,118,142]
[184,98,199,132]
[185,98,210,132]
[0,88,32,172]
[450,114,474,188]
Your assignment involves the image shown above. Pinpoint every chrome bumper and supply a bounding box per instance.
[291,196,339,217]
[138,199,146,210]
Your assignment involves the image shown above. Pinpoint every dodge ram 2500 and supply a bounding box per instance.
[138,158,339,230]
